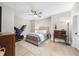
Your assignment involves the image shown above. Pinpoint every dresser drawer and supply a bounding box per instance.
[53,30,67,43]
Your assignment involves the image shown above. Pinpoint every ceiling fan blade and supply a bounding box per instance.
[39,12,42,14]
[27,9,42,17]
[37,14,41,17]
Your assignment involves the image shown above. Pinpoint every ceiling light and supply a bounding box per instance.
[34,14,37,17]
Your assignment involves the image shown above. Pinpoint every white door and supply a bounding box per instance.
[76,15,79,50]
[72,15,79,50]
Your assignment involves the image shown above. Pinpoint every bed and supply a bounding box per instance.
[25,27,50,46]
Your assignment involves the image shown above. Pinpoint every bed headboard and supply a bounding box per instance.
[39,27,49,30]
[35,27,50,33]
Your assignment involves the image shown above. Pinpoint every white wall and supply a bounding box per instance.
[0,3,15,33]
[14,16,31,37]
[30,20,35,33]
[51,11,71,30]
[51,11,72,42]
[35,17,51,30]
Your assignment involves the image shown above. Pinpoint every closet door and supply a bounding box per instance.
[0,7,2,32]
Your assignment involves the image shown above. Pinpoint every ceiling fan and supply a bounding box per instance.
[31,10,42,17]
[25,9,42,17]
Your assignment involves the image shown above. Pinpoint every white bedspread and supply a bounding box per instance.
[35,33,45,41]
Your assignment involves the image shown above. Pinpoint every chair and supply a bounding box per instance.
[14,25,26,41]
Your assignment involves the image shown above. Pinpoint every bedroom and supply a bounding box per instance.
[0,2,79,56]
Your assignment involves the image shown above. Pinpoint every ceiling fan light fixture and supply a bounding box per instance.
[34,14,37,17]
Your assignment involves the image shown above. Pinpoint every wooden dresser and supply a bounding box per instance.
[53,30,67,44]
[0,32,15,56]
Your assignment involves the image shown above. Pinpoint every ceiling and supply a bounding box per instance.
[2,2,75,20]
